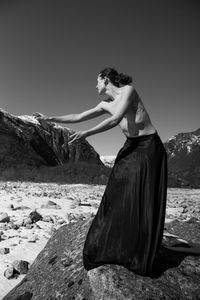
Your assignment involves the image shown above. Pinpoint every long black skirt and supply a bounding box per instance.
[83,132,168,276]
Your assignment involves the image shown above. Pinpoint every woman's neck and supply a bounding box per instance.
[105,84,121,101]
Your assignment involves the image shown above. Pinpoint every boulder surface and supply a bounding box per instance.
[3,218,200,300]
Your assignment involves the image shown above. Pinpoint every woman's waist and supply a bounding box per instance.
[121,121,157,138]
[126,131,158,140]
[124,131,164,148]
[116,131,165,162]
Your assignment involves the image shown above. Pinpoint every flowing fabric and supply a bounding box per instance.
[83,132,168,276]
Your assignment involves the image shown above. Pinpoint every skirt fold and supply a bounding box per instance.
[83,132,168,276]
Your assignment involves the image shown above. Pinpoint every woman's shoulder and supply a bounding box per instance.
[121,85,137,100]
[121,84,135,95]
[97,99,113,114]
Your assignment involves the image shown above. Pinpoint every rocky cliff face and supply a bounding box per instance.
[164,128,200,188]
[0,109,103,167]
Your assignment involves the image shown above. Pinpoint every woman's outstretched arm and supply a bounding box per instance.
[36,102,106,124]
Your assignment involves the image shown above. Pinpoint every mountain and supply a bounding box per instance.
[0,108,103,168]
[100,155,116,168]
[164,128,200,188]
[0,108,199,187]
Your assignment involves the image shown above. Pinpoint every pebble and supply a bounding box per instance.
[25,224,33,229]
[43,216,54,223]
[28,235,38,243]
[13,219,24,228]
[29,210,43,223]
[41,200,61,210]
[0,247,10,254]
[14,205,30,210]
[78,202,92,207]
[7,204,14,210]
[0,213,10,223]
[10,222,19,230]
[4,266,15,279]
[57,219,65,225]
[23,217,32,226]
[12,260,29,274]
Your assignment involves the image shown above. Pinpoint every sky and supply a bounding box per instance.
[0,0,199,155]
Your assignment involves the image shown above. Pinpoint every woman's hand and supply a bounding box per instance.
[68,131,88,145]
[33,112,46,119]
[33,113,53,123]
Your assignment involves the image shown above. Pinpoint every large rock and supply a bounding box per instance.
[3,218,200,299]
[0,213,10,223]
[0,108,103,167]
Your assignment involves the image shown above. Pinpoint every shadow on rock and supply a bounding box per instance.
[15,292,33,300]
[152,246,191,278]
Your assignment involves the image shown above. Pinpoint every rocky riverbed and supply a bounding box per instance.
[0,181,200,299]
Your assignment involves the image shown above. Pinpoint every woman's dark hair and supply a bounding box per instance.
[99,68,132,87]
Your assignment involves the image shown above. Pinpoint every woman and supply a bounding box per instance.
[37,68,168,276]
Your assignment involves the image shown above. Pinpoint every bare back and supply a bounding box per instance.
[101,88,156,138]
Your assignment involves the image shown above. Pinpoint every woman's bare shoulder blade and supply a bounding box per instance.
[94,101,107,114]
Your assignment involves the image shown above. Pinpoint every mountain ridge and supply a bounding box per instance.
[0,108,199,187]
[0,108,103,167]
[164,128,200,188]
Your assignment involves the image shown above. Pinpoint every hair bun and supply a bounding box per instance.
[115,74,121,83]
[99,68,133,87]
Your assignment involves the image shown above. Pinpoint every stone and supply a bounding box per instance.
[23,217,32,226]
[28,235,38,243]
[14,205,30,210]
[10,222,19,230]
[46,200,57,206]
[29,210,42,223]
[0,213,10,223]
[8,204,14,210]
[0,224,7,231]
[12,260,29,274]
[25,224,33,229]
[42,216,54,223]
[9,243,18,247]
[14,219,24,227]
[67,213,86,223]
[41,200,61,210]
[0,247,10,254]
[4,266,15,279]
[3,218,200,300]
[56,218,65,225]
[78,202,92,207]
